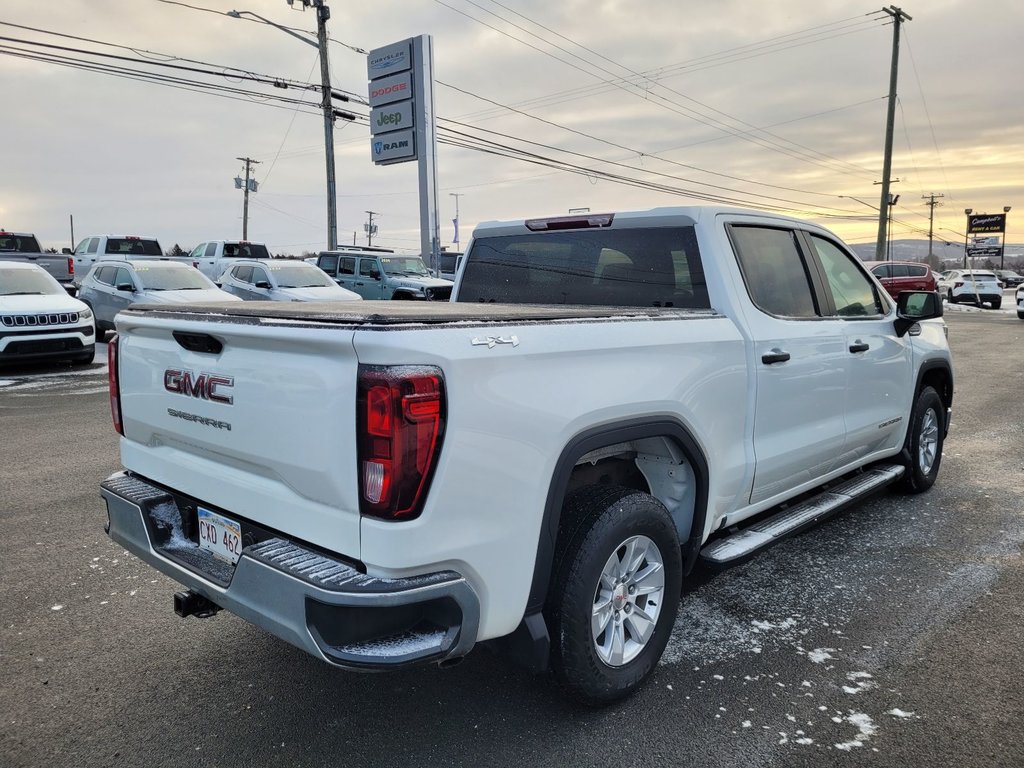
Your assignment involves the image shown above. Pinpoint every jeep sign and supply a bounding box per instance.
[370,101,414,137]
[371,130,415,164]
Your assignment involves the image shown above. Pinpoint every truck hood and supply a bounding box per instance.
[137,288,243,305]
[0,293,88,314]
[390,277,453,291]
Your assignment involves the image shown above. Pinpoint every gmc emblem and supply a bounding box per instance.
[164,369,234,405]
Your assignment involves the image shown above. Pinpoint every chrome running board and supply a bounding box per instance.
[699,464,905,565]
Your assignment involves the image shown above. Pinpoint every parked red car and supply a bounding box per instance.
[864,261,937,300]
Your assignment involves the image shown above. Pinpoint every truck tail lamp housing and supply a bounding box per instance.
[108,334,123,435]
[357,365,446,520]
[68,257,74,277]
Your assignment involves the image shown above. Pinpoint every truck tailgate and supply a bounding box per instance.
[115,309,362,558]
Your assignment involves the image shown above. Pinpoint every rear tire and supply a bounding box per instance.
[1017,310,1024,320]
[545,485,682,705]
[991,298,1002,309]
[946,290,956,304]
[899,386,944,493]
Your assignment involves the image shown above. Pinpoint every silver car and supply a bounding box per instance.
[78,259,241,333]
[217,259,361,302]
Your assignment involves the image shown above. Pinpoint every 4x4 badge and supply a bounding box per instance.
[471,335,519,349]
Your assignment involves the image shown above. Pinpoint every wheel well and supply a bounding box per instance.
[525,419,709,617]
[566,437,697,545]
[919,366,952,411]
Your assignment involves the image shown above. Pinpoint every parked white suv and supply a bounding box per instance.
[938,269,1002,308]
[0,262,95,365]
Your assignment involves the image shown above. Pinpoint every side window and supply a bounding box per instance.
[114,267,134,288]
[233,265,253,283]
[251,267,269,285]
[810,236,885,317]
[729,225,818,318]
[205,243,218,258]
[95,266,115,285]
[318,254,338,274]
[872,264,891,279]
[909,265,928,277]
[86,238,100,255]
[891,264,910,278]
[74,239,89,255]
[338,257,355,276]
[359,259,380,278]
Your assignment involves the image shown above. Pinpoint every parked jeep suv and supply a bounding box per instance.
[315,248,453,300]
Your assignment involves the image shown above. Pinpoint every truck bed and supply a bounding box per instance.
[121,300,715,327]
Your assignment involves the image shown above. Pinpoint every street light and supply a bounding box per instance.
[963,208,972,268]
[1002,206,1012,270]
[227,5,339,250]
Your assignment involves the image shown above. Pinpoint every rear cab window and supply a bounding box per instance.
[105,238,162,256]
[457,226,708,308]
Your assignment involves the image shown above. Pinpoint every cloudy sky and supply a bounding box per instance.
[2,0,1021,257]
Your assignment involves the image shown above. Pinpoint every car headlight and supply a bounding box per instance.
[79,308,93,321]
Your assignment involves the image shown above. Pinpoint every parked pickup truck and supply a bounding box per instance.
[190,240,272,281]
[99,206,952,704]
[72,235,192,287]
[0,230,75,292]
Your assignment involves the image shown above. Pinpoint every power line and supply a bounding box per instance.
[436,0,886,178]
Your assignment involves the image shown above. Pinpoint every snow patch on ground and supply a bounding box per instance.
[834,711,878,751]
[807,648,834,664]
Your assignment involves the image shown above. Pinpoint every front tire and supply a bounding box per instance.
[545,486,682,705]
[946,289,956,304]
[899,386,944,493]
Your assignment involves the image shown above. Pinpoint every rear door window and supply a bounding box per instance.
[338,257,356,276]
[232,266,253,283]
[729,225,818,318]
[317,254,338,274]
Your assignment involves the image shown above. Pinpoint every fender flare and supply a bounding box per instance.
[913,359,954,434]
[525,416,710,616]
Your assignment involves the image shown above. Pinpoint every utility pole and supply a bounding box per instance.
[922,193,945,264]
[364,210,379,247]
[875,6,912,260]
[450,193,463,249]
[235,156,260,240]
[311,1,338,250]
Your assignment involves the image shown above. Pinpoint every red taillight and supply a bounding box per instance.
[357,365,445,520]
[68,257,74,276]
[108,334,123,435]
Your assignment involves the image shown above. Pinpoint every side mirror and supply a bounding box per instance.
[116,283,135,292]
[895,291,942,337]
[62,247,72,254]
[254,280,272,290]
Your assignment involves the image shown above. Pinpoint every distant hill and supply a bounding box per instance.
[850,239,1024,269]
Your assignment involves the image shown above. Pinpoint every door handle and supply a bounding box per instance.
[849,341,870,353]
[761,350,791,365]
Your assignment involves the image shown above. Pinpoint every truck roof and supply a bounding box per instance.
[471,205,805,238]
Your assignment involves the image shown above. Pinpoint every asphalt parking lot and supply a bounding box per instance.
[1,310,1022,768]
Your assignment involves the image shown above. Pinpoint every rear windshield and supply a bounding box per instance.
[223,243,270,259]
[0,234,42,253]
[135,265,213,291]
[105,238,163,256]
[457,226,708,308]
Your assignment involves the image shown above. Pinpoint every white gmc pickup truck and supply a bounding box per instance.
[99,206,952,704]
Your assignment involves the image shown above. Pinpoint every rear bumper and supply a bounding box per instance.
[100,472,480,670]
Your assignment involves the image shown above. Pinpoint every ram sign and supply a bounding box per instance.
[371,130,415,163]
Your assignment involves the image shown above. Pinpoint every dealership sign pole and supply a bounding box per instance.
[367,36,441,276]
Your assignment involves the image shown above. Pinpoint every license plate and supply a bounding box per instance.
[197,507,243,565]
